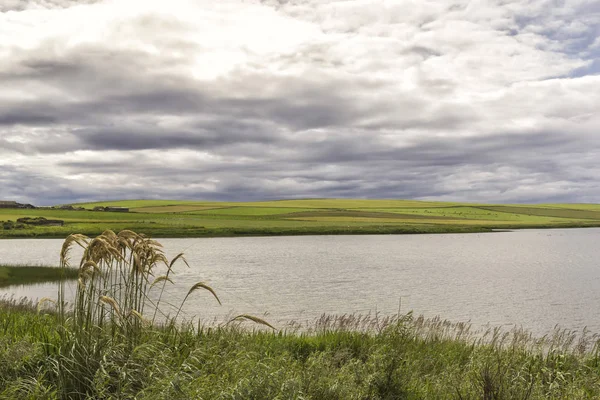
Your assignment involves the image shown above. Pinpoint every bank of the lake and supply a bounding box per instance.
[0,224,494,239]
[3,198,600,239]
[0,265,78,288]
[1,298,599,399]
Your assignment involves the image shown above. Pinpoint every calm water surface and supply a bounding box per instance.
[1,229,599,335]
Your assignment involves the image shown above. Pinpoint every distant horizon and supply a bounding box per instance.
[4,197,600,208]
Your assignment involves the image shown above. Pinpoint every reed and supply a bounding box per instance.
[52,230,224,398]
[1,301,600,398]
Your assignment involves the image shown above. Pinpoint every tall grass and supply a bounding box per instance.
[59,230,223,327]
[52,229,225,398]
[2,303,600,399]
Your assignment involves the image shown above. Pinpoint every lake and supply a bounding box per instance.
[1,229,599,335]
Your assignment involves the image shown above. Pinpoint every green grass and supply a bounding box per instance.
[71,198,460,209]
[2,199,600,238]
[480,205,600,220]
[186,206,313,216]
[0,265,78,288]
[354,206,560,220]
[1,300,600,399]
[522,203,600,211]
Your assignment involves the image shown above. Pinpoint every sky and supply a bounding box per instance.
[0,0,599,206]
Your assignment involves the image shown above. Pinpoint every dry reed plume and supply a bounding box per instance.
[57,230,225,345]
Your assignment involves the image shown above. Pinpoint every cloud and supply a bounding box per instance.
[0,0,99,12]
[0,0,599,205]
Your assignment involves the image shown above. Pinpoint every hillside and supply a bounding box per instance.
[1,199,600,238]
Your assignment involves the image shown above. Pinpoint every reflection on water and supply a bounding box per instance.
[1,229,600,336]
[0,281,77,302]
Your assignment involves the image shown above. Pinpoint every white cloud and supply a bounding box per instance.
[0,0,598,204]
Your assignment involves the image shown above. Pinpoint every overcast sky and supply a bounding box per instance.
[1,0,599,205]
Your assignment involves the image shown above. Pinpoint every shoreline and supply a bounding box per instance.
[2,223,600,239]
[1,298,599,398]
[3,199,600,239]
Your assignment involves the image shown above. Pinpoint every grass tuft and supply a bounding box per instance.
[0,264,78,288]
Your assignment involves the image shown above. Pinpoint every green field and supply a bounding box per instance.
[1,199,600,238]
[0,265,78,287]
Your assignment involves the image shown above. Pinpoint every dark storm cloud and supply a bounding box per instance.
[1,45,452,157]
[0,112,57,126]
[47,129,600,204]
[0,164,177,206]
[0,165,86,205]
[0,44,394,135]
[74,120,283,151]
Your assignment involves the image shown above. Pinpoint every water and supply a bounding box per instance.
[1,229,599,335]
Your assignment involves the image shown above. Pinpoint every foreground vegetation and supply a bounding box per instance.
[0,230,599,399]
[2,299,600,399]
[2,198,600,238]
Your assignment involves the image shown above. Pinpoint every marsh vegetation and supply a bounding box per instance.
[2,298,600,399]
[0,265,77,288]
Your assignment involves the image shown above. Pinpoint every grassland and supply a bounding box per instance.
[1,199,600,238]
[0,265,78,288]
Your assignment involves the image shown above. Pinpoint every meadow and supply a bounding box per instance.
[1,230,600,399]
[0,265,77,288]
[1,199,600,238]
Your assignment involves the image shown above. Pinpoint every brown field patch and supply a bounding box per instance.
[280,210,465,220]
[479,206,600,220]
[131,205,227,213]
